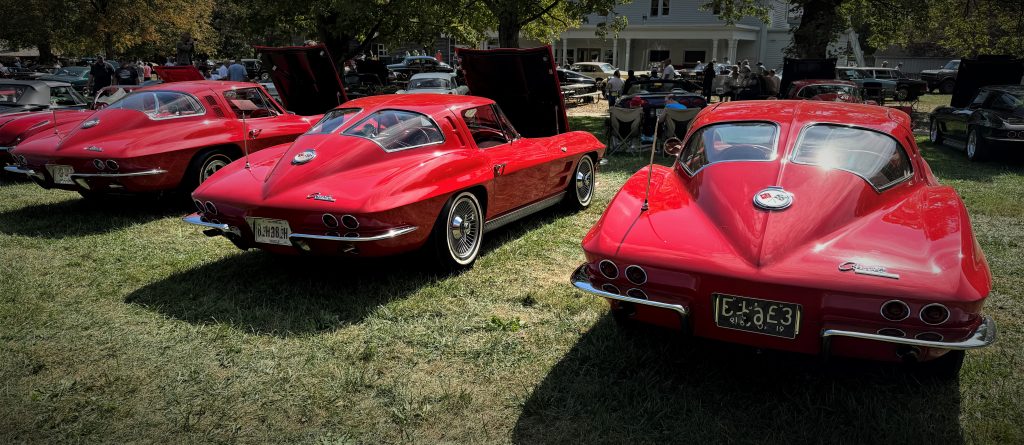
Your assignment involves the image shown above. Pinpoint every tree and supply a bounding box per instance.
[0,0,78,64]
[479,0,629,48]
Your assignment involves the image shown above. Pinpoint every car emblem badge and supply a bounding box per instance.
[292,149,317,165]
[753,186,793,210]
[84,146,103,152]
[306,192,335,202]
[838,261,900,279]
[81,118,100,129]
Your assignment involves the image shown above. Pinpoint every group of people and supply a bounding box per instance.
[701,59,780,102]
[204,61,249,82]
[86,57,155,93]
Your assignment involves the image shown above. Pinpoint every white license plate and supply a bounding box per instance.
[249,218,292,245]
[46,164,74,185]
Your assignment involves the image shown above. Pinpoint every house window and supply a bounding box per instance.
[650,0,669,16]
[376,44,388,56]
[648,50,670,63]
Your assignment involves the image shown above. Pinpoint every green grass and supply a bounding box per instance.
[1,116,1022,444]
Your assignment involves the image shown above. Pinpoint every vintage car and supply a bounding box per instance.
[5,45,346,197]
[921,59,960,94]
[386,56,454,80]
[39,66,91,92]
[185,46,602,268]
[929,56,1024,161]
[0,80,88,115]
[835,67,928,101]
[570,62,617,81]
[614,79,707,139]
[572,100,995,377]
[784,79,864,103]
[396,72,468,95]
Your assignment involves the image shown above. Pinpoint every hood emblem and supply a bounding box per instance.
[753,186,793,210]
[81,118,100,129]
[838,261,900,280]
[292,149,317,165]
[306,192,335,202]
[84,146,103,152]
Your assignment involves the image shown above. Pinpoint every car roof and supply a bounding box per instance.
[793,79,857,87]
[409,72,455,79]
[136,80,265,94]
[340,94,494,115]
[694,101,909,134]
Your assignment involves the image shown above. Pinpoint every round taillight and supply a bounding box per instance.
[628,97,645,108]
[877,328,905,337]
[322,214,339,228]
[93,159,105,170]
[601,284,620,295]
[341,214,359,230]
[193,199,206,213]
[880,300,910,321]
[598,260,618,279]
[920,304,950,325]
[205,201,218,215]
[626,288,648,300]
[625,265,647,285]
[915,332,944,342]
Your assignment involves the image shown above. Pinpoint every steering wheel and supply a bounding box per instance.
[718,144,772,160]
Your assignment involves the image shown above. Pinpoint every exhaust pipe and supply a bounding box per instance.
[896,345,921,362]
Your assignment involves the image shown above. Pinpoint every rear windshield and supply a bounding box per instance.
[0,85,28,104]
[679,122,778,174]
[107,91,204,119]
[342,109,444,151]
[409,78,451,90]
[792,124,912,190]
[798,84,860,100]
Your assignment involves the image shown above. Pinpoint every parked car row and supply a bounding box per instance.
[0,47,999,379]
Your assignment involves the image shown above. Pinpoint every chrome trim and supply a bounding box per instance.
[322,213,339,228]
[0,146,13,152]
[599,259,618,279]
[105,159,119,170]
[288,226,417,242]
[182,214,241,237]
[4,165,37,175]
[93,159,105,170]
[571,264,689,317]
[341,214,359,230]
[625,265,647,285]
[880,299,910,321]
[822,316,996,350]
[919,303,951,325]
[876,328,906,337]
[483,192,566,233]
[789,122,914,192]
[916,332,944,342]
[70,169,167,178]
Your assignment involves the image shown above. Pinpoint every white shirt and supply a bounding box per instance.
[217,65,228,78]
[663,64,677,79]
[606,76,625,95]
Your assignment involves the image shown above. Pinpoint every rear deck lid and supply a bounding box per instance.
[255,45,348,116]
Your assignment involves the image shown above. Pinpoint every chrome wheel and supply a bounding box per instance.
[574,156,595,207]
[200,156,230,183]
[967,130,977,158]
[930,120,939,143]
[445,193,482,264]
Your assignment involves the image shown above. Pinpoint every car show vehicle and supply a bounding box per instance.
[386,56,454,80]
[5,45,345,197]
[396,72,468,95]
[929,56,1024,161]
[613,78,707,139]
[784,79,865,103]
[573,100,995,376]
[185,46,602,268]
[39,66,91,92]
[0,79,88,115]
[835,67,928,101]
[557,68,599,104]
[921,59,960,94]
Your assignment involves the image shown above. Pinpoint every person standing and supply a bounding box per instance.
[134,60,145,80]
[767,70,781,97]
[662,59,677,80]
[87,56,114,93]
[216,61,229,80]
[176,33,196,66]
[228,59,248,81]
[142,62,152,81]
[606,70,624,108]
[113,61,139,85]
[702,60,717,102]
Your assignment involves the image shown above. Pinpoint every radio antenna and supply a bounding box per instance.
[641,111,665,212]
[231,99,261,170]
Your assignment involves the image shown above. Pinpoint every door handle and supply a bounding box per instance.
[493,163,506,176]
[248,128,262,139]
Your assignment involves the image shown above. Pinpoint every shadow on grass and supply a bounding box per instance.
[0,195,189,238]
[514,317,963,445]
[921,141,1024,183]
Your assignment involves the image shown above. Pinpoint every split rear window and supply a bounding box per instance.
[791,124,912,190]
[679,122,778,174]
[342,109,444,151]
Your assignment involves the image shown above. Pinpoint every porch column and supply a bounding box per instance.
[561,38,568,66]
[612,37,618,67]
[727,38,738,64]
[711,38,719,62]
[624,38,631,71]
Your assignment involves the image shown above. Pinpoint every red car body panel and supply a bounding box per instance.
[577,100,992,363]
[8,81,320,194]
[188,94,605,256]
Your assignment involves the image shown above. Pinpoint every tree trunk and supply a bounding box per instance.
[789,0,844,58]
[497,16,521,48]
[103,31,115,59]
[37,37,54,65]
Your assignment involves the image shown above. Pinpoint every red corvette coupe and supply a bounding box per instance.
[4,46,345,197]
[572,100,995,376]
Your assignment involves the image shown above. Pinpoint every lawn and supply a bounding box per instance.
[1,116,1021,444]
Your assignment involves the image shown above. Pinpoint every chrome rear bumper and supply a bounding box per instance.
[289,226,417,243]
[3,165,37,176]
[70,169,167,179]
[570,264,688,317]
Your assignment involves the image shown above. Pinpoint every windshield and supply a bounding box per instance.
[50,86,86,106]
[342,109,444,151]
[799,84,860,100]
[106,91,204,119]
[943,60,960,70]
[54,67,88,77]
[408,78,451,90]
[600,63,615,73]
[307,108,361,134]
[836,69,864,80]
[0,85,28,104]
[625,81,690,95]
[792,124,912,190]
[679,122,778,174]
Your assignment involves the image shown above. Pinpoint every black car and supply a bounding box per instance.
[241,59,269,81]
[921,59,960,94]
[930,85,1024,161]
[0,80,89,115]
[614,79,707,138]
[386,56,453,80]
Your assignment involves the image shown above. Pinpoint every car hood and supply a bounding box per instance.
[456,46,568,137]
[255,44,348,116]
[153,65,205,82]
[400,88,456,94]
[780,58,837,101]
[951,56,1024,107]
[13,109,170,156]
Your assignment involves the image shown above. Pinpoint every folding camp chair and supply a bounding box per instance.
[862,81,885,106]
[605,107,643,155]
[661,107,700,143]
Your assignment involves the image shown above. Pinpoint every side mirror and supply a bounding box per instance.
[664,137,684,156]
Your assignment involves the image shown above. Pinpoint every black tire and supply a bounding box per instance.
[966,127,990,162]
[431,191,484,269]
[564,155,595,210]
[939,79,955,95]
[181,149,234,194]
[912,350,965,380]
[895,87,910,101]
[929,119,944,145]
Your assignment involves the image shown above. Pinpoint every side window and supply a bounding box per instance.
[792,124,912,190]
[873,70,893,79]
[462,105,510,148]
[989,93,1022,112]
[224,88,277,118]
[342,109,443,151]
[50,86,82,106]
[970,90,990,108]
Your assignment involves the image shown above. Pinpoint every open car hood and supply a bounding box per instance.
[951,56,1024,108]
[255,45,347,116]
[780,58,837,99]
[456,46,568,137]
[152,65,205,83]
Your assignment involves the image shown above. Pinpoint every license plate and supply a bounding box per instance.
[713,293,801,339]
[249,217,292,245]
[46,164,74,185]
